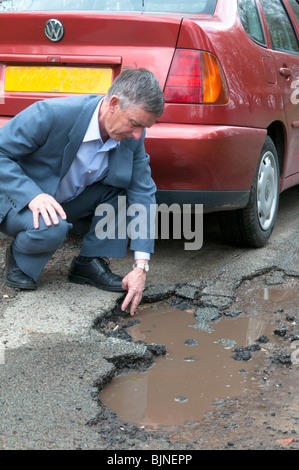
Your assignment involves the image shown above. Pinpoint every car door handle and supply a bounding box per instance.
[279,67,292,77]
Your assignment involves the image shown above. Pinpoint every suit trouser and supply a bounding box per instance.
[0,182,128,281]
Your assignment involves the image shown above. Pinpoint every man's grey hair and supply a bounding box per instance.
[106,68,164,117]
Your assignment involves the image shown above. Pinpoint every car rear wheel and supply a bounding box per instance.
[218,136,280,248]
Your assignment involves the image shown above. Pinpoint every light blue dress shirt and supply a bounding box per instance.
[55,99,150,261]
[55,99,119,203]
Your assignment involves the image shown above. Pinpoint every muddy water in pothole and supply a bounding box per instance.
[100,303,282,427]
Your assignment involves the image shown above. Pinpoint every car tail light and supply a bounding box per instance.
[164,49,228,104]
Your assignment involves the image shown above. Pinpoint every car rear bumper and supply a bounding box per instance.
[155,189,250,212]
[146,123,267,210]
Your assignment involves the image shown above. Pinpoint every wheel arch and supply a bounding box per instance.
[266,121,285,177]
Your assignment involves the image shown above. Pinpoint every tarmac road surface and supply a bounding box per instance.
[0,185,298,450]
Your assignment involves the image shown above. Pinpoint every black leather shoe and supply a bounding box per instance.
[68,257,125,292]
[5,245,37,290]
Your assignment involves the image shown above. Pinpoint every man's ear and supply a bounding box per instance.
[108,95,120,113]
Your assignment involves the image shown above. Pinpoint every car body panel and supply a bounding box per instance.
[145,124,266,191]
[257,0,299,179]
[272,48,299,178]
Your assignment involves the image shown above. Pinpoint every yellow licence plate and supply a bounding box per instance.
[5,66,113,94]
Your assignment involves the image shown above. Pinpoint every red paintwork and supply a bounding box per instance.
[0,1,298,202]
[146,124,266,190]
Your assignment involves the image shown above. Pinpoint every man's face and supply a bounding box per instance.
[103,97,157,142]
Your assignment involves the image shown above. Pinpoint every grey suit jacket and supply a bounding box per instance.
[0,95,156,253]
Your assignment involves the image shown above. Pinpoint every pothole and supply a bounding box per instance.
[98,273,299,429]
[99,313,277,427]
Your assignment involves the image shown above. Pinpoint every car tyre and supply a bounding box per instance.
[218,136,280,248]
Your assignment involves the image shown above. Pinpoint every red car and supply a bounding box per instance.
[0,0,298,247]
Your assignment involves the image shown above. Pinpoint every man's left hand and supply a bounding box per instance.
[121,264,148,315]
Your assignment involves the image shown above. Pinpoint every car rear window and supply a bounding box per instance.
[260,0,299,53]
[0,0,217,14]
[238,0,266,46]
